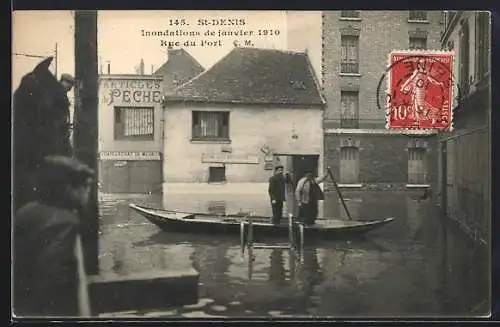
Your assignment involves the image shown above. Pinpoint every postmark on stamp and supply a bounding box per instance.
[382,50,455,131]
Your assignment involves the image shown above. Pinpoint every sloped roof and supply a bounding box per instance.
[166,47,325,106]
[153,48,204,90]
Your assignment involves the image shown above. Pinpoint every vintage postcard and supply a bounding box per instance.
[12,10,491,319]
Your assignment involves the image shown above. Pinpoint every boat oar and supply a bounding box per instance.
[326,167,353,221]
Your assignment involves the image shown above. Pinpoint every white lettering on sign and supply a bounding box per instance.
[100,79,162,105]
[99,151,161,161]
[201,153,259,164]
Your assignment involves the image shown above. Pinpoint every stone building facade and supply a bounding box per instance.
[98,49,204,193]
[163,47,325,211]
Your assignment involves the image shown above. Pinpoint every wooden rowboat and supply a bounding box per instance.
[129,203,395,240]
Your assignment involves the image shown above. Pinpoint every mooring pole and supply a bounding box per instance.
[74,10,99,275]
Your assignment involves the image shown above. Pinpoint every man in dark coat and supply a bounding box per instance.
[13,155,94,317]
[13,57,74,210]
[268,165,291,224]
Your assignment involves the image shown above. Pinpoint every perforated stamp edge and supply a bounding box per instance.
[385,49,456,132]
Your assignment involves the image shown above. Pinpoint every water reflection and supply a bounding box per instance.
[97,190,490,317]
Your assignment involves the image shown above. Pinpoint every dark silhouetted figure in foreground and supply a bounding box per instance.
[13,57,74,211]
[14,156,93,317]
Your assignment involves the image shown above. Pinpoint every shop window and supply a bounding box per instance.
[209,166,226,183]
[408,148,427,184]
[192,111,230,141]
[340,146,360,184]
[114,107,154,140]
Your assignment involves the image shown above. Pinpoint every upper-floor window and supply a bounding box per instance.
[192,111,230,141]
[114,106,154,140]
[340,11,360,19]
[340,91,359,128]
[409,11,428,21]
[341,35,359,73]
[409,37,427,50]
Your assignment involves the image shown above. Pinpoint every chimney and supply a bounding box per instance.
[139,58,145,75]
[107,61,111,74]
[167,46,176,57]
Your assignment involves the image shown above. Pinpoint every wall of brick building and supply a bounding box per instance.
[321,11,443,186]
[321,11,443,128]
[324,132,438,188]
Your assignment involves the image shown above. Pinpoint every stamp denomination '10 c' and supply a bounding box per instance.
[386,50,455,130]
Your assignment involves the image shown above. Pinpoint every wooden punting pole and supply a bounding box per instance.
[73,10,99,275]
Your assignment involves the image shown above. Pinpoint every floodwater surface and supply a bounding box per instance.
[97,191,490,318]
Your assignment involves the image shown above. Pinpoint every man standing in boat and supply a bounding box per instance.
[268,165,291,225]
[295,168,329,225]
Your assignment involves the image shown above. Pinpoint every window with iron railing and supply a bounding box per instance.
[408,147,427,184]
[409,11,428,21]
[192,111,230,141]
[341,35,359,73]
[475,12,490,82]
[409,37,427,50]
[114,107,154,140]
[340,11,360,18]
[459,20,470,98]
[340,91,359,128]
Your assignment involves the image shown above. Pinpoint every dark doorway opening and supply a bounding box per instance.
[290,155,319,186]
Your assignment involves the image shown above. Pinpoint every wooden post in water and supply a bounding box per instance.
[73,10,99,275]
[247,214,254,251]
[288,213,294,252]
[240,221,246,256]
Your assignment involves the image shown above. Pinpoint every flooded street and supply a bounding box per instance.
[97,191,489,318]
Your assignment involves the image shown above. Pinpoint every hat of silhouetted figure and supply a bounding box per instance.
[39,155,95,187]
[60,73,75,85]
[274,164,284,171]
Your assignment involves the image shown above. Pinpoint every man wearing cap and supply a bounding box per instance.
[14,155,93,317]
[268,165,292,224]
[60,73,75,93]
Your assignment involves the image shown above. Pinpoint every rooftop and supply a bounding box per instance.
[165,47,324,106]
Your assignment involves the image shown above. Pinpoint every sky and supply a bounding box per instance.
[12,10,322,92]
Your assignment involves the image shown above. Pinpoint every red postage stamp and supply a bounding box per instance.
[386,50,455,130]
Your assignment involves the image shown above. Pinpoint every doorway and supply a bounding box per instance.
[277,154,320,217]
[290,155,319,186]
